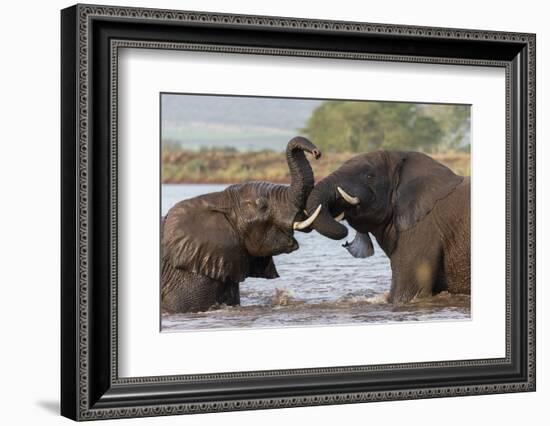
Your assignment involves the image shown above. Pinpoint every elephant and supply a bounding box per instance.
[305,150,470,304]
[161,137,322,313]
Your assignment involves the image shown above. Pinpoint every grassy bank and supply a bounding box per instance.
[162,149,470,184]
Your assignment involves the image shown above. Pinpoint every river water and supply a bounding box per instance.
[161,184,470,331]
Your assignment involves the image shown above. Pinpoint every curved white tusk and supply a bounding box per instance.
[303,209,309,216]
[334,212,345,222]
[293,204,322,230]
[337,186,360,205]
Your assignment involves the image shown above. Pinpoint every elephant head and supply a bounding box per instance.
[162,137,322,284]
[305,151,464,257]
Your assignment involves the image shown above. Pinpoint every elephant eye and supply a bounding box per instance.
[254,197,269,212]
[364,171,375,179]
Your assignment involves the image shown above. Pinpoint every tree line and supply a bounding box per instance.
[301,101,470,153]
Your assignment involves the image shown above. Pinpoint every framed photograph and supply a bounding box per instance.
[61,4,536,421]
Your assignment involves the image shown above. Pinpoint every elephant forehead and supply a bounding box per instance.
[228,181,284,199]
[341,152,385,171]
[226,182,299,225]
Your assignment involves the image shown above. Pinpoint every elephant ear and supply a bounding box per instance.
[162,192,250,283]
[394,152,464,232]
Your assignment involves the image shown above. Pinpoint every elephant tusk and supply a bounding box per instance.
[337,186,360,205]
[294,204,322,230]
[303,209,309,216]
[334,212,345,222]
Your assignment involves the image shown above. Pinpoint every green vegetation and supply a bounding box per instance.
[301,101,470,153]
[162,149,470,184]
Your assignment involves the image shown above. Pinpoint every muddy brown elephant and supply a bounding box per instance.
[161,137,322,313]
[305,150,470,304]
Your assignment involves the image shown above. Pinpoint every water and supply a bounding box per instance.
[161,184,470,331]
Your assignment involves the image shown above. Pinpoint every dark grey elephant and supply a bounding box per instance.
[161,137,322,313]
[305,150,470,304]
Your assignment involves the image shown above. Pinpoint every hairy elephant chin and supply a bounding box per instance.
[275,238,299,255]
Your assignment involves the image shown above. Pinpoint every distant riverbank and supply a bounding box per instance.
[162,149,470,184]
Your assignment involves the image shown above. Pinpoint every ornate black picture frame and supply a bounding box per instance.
[61,4,536,421]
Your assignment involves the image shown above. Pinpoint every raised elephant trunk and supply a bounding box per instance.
[286,136,322,209]
[305,177,349,240]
